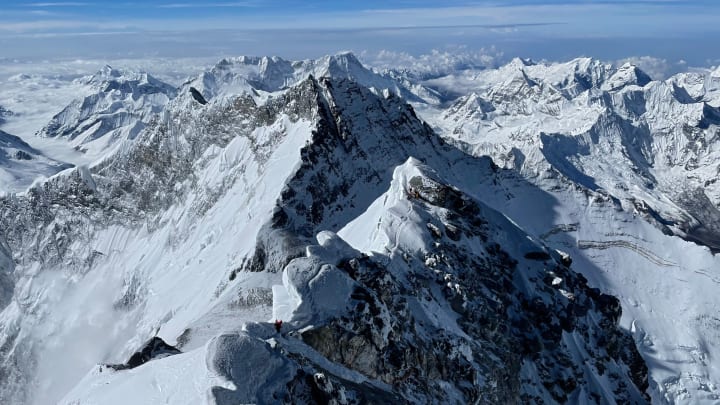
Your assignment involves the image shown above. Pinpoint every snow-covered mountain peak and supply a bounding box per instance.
[507,56,536,69]
[529,58,610,97]
[314,51,367,77]
[38,66,177,161]
[602,62,652,91]
[6,52,720,404]
[417,55,720,402]
[94,64,122,81]
[209,55,294,92]
[301,51,435,103]
[450,57,611,104]
[185,52,438,113]
[54,96,649,401]
[83,65,172,94]
[669,69,720,107]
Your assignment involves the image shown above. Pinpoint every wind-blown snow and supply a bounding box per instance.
[0,99,314,403]
[1,51,720,404]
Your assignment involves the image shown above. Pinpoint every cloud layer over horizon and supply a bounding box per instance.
[0,1,718,67]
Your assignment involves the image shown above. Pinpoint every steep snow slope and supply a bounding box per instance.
[68,159,649,403]
[5,51,720,404]
[416,57,720,403]
[61,103,649,404]
[0,77,317,404]
[426,58,720,248]
[0,57,650,404]
[0,130,72,192]
[465,164,720,404]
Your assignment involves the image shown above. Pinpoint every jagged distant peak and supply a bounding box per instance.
[604,62,653,91]
[215,54,288,66]
[302,51,373,80]
[321,51,364,68]
[212,54,283,70]
[494,57,607,87]
[501,56,604,73]
[83,64,174,93]
[35,63,177,161]
[208,55,294,85]
[85,64,124,85]
[507,56,536,69]
[184,51,432,104]
[567,56,602,69]
[98,64,122,78]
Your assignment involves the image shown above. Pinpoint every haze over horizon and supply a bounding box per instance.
[3,1,720,404]
[1,0,719,71]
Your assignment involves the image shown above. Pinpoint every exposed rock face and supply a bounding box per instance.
[287,164,649,403]
[0,54,651,404]
[434,57,720,251]
[0,236,13,311]
[416,56,720,403]
[106,337,181,370]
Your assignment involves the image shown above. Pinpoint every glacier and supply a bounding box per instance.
[0,52,719,404]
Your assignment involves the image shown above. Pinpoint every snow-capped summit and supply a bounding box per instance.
[425,55,720,403]
[434,56,720,245]
[185,55,294,100]
[0,58,653,404]
[309,52,379,83]
[38,66,177,162]
[4,52,720,404]
[306,51,430,103]
[184,52,436,104]
[56,72,647,404]
[670,68,720,106]
[602,63,653,91]
[88,64,122,82]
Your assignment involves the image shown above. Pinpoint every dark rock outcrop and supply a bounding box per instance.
[106,337,181,371]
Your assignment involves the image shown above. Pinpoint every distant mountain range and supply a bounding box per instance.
[1,52,719,404]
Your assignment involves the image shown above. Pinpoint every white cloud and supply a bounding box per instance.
[24,2,90,6]
[156,2,256,8]
[614,56,688,80]
[0,19,131,32]
[360,47,504,78]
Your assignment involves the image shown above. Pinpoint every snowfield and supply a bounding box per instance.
[0,52,719,404]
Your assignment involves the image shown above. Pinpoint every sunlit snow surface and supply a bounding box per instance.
[416,58,720,403]
[0,58,216,192]
[1,54,720,404]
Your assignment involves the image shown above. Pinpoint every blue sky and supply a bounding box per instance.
[1,0,719,66]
